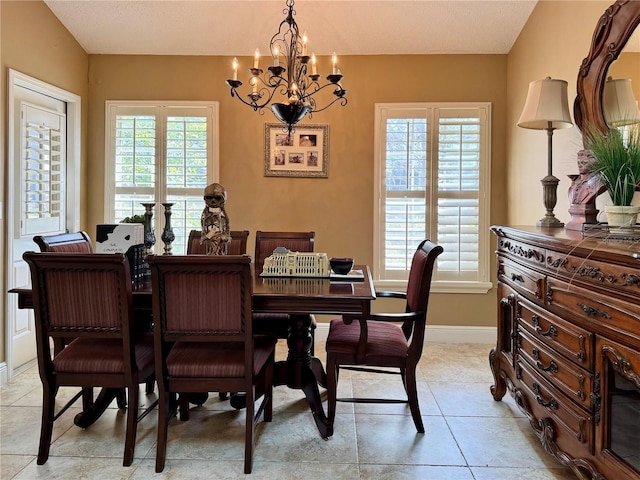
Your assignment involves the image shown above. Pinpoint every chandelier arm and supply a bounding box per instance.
[308,96,348,114]
[228,85,272,112]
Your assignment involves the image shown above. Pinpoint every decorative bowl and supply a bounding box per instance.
[330,257,354,275]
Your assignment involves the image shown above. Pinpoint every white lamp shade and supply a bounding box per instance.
[603,77,640,127]
[517,77,573,130]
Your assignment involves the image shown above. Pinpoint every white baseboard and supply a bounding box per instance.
[0,362,8,386]
[315,323,495,344]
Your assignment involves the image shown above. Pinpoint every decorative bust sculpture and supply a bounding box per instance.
[568,149,606,205]
[565,149,607,231]
[200,183,231,255]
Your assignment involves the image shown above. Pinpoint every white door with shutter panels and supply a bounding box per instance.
[6,70,81,376]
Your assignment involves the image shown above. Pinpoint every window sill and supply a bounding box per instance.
[374,280,494,294]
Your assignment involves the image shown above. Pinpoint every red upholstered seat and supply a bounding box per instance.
[325,239,443,434]
[54,336,154,374]
[324,320,409,358]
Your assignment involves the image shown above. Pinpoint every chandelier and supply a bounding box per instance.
[225,0,347,134]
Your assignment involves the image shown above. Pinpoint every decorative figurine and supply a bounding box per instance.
[565,149,607,231]
[200,183,231,255]
[568,149,606,205]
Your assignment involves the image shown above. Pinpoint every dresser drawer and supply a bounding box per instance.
[545,248,640,298]
[498,258,544,303]
[546,278,640,345]
[517,358,593,451]
[496,237,545,268]
[517,299,593,370]
[518,328,592,410]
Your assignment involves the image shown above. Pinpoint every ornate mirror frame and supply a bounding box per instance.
[574,0,640,137]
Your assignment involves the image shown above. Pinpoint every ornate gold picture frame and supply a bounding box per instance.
[264,123,329,177]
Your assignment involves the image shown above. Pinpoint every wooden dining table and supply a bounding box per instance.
[11,264,376,439]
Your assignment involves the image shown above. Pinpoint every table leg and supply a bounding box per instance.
[286,314,332,439]
[74,388,121,428]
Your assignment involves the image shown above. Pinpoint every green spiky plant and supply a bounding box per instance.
[585,123,640,206]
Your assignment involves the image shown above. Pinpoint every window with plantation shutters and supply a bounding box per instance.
[374,103,492,293]
[105,102,219,254]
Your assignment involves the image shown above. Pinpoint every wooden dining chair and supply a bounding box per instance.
[33,231,94,356]
[186,229,250,255]
[325,239,443,433]
[33,231,93,253]
[33,230,154,400]
[23,252,157,466]
[253,231,317,348]
[147,254,276,474]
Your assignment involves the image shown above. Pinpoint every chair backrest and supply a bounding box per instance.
[403,240,444,344]
[254,231,315,273]
[147,254,253,342]
[22,252,134,373]
[187,230,250,255]
[34,231,93,253]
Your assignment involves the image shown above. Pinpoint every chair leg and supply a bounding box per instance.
[37,384,56,465]
[145,376,155,394]
[244,386,256,474]
[178,393,190,421]
[116,389,127,409]
[326,355,338,428]
[82,386,94,411]
[405,366,424,433]
[155,391,172,473]
[264,353,274,422]
[123,385,139,466]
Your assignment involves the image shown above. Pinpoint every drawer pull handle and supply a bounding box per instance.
[533,382,558,409]
[533,348,559,373]
[576,303,611,319]
[532,315,558,337]
[511,273,524,283]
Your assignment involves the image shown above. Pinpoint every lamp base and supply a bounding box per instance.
[537,216,564,228]
[538,174,564,228]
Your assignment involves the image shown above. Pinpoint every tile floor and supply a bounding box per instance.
[0,341,577,480]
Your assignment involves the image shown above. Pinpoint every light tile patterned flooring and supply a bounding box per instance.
[0,341,577,479]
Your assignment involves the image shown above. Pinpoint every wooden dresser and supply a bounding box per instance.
[490,226,640,480]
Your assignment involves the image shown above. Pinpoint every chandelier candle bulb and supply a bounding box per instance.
[232,57,238,81]
[311,54,317,75]
[273,46,279,67]
[302,32,308,55]
[254,49,260,69]
[332,52,338,75]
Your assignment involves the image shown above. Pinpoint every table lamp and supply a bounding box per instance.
[603,77,640,127]
[517,77,573,228]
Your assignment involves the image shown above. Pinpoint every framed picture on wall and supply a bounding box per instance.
[264,123,329,177]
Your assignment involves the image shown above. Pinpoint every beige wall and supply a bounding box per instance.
[88,53,508,327]
[507,1,618,226]
[0,1,89,366]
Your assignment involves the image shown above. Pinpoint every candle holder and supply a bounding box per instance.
[161,203,175,255]
[141,202,156,256]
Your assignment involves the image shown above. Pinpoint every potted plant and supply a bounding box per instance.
[585,123,640,227]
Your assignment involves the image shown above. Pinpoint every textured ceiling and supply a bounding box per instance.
[43,0,541,56]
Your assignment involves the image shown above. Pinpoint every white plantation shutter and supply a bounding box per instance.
[106,102,218,254]
[21,103,66,236]
[375,103,491,292]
